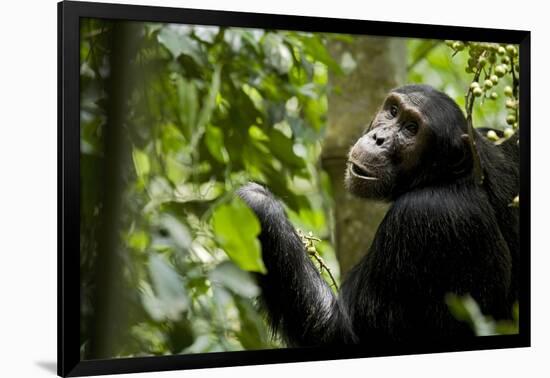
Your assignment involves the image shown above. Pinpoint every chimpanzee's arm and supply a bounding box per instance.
[237,183,355,346]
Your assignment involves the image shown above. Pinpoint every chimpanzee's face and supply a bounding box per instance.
[346,90,433,200]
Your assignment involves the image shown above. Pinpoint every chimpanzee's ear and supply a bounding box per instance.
[449,133,473,175]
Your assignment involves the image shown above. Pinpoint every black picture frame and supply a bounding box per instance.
[58,1,531,376]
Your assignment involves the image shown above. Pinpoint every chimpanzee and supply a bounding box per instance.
[237,84,519,346]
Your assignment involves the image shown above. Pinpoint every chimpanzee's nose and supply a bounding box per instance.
[372,132,385,146]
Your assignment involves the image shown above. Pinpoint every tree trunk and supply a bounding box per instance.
[88,21,139,360]
[322,37,406,277]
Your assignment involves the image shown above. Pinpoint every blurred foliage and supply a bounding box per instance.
[80,19,341,358]
[446,294,519,336]
[80,19,519,358]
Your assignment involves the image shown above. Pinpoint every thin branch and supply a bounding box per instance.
[465,53,486,186]
[510,55,520,126]
[297,229,339,290]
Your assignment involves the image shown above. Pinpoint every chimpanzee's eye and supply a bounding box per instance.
[404,121,419,135]
[390,105,398,117]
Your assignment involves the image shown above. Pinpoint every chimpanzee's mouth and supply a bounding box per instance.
[349,161,379,181]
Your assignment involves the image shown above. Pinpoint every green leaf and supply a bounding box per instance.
[158,214,192,250]
[193,25,219,44]
[170,74,198,140]
[494,320,519,335]
[211,197,266,273]
[263,33,293,74]
[205,125,229,163]
[172,181,225,203]
[269,128,306,169]
[234,297,269,349]
[160,123,186,154]
[248,125,269,142]
[445,293,470,321]
[132,148,150,179]
[209,261,260,298]
[165,156,187,185]
[445,293,496,336]
[128,230,150,253]
[141,254,189,321]
[157,25,204,64]
[297,34,342,74]
[223,29,243,52]
[182,335,212,354]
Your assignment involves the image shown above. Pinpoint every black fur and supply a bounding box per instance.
[237,85,519,346]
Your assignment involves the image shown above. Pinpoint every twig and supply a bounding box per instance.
[510,55,520,125]
[464,52,486,186]
[297,229,339,290]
